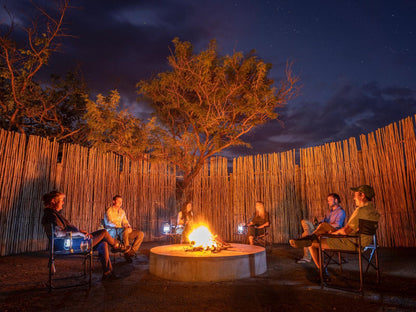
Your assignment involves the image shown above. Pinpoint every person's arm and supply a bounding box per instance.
[331,224,353,235]
[177,211,184,226]
[247,213,255,226]
[121,210,131,228]
[42,215,54,239]
[330,209,346,229]
[256,221,270,229]
[77,229,91,239]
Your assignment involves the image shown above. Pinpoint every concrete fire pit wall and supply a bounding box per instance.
[149,243,267,282]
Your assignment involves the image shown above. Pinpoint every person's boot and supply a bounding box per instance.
[289,234,317,248]
[111,241,127,253]
[124,248,135,263]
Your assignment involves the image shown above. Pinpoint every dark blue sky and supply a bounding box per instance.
[2,0,416,157]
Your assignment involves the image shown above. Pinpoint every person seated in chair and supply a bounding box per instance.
[290,185,380,276]
[177,201,194,244]
[41,191,126,281]
[247,201,270,245]
[295,193,346,264]
[104,195,144,263]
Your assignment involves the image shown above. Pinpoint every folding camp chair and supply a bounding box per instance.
[47,224,93,291]
[318,219,380,293]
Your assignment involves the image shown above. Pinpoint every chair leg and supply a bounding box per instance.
[319,242,324,289]
[375,249,380,283]
[338,252,343,273]
[358,249,363,293]
[48,258,53,291]
[88,251,93,287]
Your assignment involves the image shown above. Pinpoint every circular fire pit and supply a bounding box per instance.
[149,243,267,282]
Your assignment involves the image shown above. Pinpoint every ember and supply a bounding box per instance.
[186,225,230,252]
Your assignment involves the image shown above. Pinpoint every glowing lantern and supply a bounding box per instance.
[162,222,171,234]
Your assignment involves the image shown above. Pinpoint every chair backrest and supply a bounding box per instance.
[358,219,378,236]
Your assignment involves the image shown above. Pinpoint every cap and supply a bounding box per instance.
[350,185,375,199]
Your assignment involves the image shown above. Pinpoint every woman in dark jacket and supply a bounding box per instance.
[41,191,125,280]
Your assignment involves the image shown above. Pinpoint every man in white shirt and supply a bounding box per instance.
[104,195,144,262]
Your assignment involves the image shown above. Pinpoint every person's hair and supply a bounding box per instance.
[328,193,341,203]
[362,193,372,202]
[112,195,122,201]
[181,201,192,213]
[255,201,265,217]
[42,191,65,208]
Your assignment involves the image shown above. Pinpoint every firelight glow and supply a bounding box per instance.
[188,225,217,249]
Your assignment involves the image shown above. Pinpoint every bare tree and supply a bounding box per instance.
[0,0,87,142]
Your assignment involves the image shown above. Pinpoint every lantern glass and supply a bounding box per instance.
[64,238,71,250]
[163,223,171,234]
[237,223,246,235]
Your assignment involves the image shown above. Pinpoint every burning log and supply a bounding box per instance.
[185,225,231,253]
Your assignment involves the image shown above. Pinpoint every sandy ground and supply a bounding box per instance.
[1,242,416,312]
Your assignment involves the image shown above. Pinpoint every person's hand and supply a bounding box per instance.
[331,229,342,235]
[84,232,92,239]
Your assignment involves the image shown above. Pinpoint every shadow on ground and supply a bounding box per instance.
[1,242,415,312]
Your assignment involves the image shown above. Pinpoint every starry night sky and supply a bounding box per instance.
[2,0,416,157]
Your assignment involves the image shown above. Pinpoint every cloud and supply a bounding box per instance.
[34,0,232,116]
[223,81,416,158]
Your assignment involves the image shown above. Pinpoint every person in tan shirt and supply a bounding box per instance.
[290,185,380,276]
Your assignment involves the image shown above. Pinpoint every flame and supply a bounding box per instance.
[188,225,217,249]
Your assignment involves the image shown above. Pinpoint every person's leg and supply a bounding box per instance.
[91,229,125,251]
[301,219,315,235]
[91,229,116,247]
[181,224,192,244]
[129,230,144,253]
[247,226,255,245]
[124,230,144,262]
[309,240,330,269]
[122,227,132,247]
[300,220,315,260]
[312,222,336,236]
[96,241,113,276]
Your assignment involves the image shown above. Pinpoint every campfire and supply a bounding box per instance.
[186,225,230,253]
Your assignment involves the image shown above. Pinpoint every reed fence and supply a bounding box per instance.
[0,114,415,256]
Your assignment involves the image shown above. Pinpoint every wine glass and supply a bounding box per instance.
[80,240,89,252]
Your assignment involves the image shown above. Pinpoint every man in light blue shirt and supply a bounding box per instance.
[294,193,346,263]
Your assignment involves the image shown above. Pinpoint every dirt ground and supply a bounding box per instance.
[1,242,416,312]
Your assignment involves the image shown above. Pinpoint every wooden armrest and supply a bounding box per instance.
[319,234,359,239]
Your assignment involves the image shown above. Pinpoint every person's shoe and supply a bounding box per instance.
[302,234,317,241]
[124,249,135,263]
[296,257,311,264]
[290,238,312,248]
[111,241,127,253]
[102,272,120,281]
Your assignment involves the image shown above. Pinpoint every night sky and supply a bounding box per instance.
[2,0,415,158]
